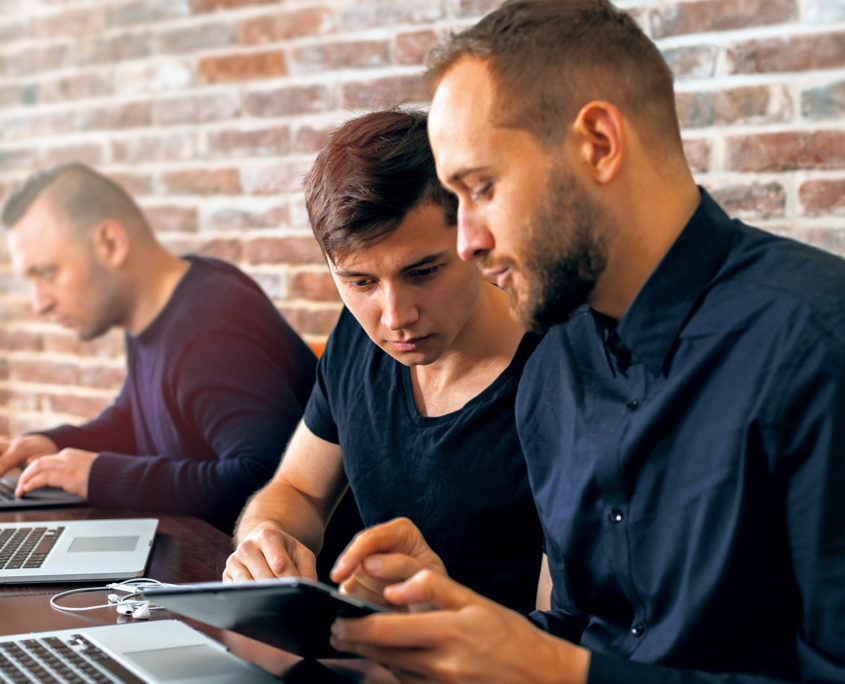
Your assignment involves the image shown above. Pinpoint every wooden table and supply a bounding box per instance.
[0,507,397,683]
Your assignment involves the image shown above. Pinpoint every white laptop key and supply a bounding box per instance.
[0,519,158,583]
[0,619,282,684]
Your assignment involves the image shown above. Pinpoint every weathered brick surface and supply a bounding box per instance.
[0,0,843,435]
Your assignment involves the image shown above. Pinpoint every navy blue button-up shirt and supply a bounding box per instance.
[519,191,845,683]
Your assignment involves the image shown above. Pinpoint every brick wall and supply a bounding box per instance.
[0,0,843,437]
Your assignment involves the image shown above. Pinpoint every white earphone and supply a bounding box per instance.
[50,578,177,620]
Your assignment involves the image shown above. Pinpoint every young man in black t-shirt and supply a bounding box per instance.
[224,109,547,612]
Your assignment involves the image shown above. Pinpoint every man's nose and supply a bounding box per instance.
[31,287,55,315]
[456,206,495,263]
[382,286,419,331]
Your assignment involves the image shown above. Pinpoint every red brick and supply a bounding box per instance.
[247,272,287,300]
[206,126,291,158]
[0,414,9,438]
[651,0,795,39]
[725,131,845,172]
[291,271,340,301]
[728,32,845,74]
[0,19,29,44]
[801,228,845,255]
[455,0,505,16]
[290,40,389,75]
[708,182,785,218]
[0,359,7,381]
[239,7,334,45]
[799,180,845,216]
[244,84,336,117]
[339,0,443,30]
[683,139,711,173]
[11,415,68,435]
[3,390,40,412]
[153,22,235,55]
[79,364,126,390]
[2,43,70,76]
[110,1,192,27]
[308,340,326,357]
[293,124,335,154]
[342,74,429,109]
[205,205,288,231]
[246,236,324,265]
[278,306,341,336]
[112,133,195,163]
[2,111,75,141]
[0,329,41,352]
[802,80,845,121]
[165,238,243,263]
[41,143,104,166]
[675,85,791,129]
[163,169,242,196]
[114,59,194,97]
[81,102,151,131]
[44,394,111,419]
[194,0,278,11]
[662,45,718,81]
[38,72,112,104]
[394,30,440,66]
[110,172,152,196]
[10,359,78,386]
[0,84,28,108]
[241,162,312,196]
[153,93,240,125]
[198,51,287,84]
[143,206,198,233]
[75,32,150,66]
[0,147,39,170]
[35,8,108,38]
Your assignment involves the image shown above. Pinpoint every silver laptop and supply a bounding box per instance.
[0,468,86,509]
[0,619,281,684]
[0,518,158,583]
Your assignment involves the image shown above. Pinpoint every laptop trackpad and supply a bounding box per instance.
[67,536,139,552]
[126,645,244,680]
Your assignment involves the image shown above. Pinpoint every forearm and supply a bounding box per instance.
[234,478,336,554]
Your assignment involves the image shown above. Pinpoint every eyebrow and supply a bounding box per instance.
[448,166,491,185]
[334,250,449,279]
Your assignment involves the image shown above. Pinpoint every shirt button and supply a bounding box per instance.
[631,624,645,637]
[626,399,639,411]
[608,508,624,523]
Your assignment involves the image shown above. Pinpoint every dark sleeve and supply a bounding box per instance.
[303,309,352,445]
[584,330,845,684]
[86,332,309,527]
[36,379,138,456]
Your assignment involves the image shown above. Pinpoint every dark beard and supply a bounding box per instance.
[519,172,608,332]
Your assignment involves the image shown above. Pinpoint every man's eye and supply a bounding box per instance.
[347,279,372,289]
[411,266,441,280]
[469,182,493,201]
[38,269,55,280]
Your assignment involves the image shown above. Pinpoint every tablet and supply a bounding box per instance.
[142,578,388,659]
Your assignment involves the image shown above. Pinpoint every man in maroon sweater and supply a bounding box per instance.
[0,162,316,532]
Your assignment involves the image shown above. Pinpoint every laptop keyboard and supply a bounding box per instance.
[0,635,145,684]
[0,527,64,570]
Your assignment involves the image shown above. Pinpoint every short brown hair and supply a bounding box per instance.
[303,108,458,264]
[427,0,682,151]
[1,162,148,235]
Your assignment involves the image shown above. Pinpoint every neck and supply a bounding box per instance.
[123,247,190,335]
[588,173,702,321]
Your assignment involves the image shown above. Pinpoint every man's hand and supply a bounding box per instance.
[224,521,318,581]
[14,448,96,498]
[331,569,591,684]
[330,518,448,609]
[0,435,60,478]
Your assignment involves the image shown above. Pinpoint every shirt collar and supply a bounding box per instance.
[612,189,735,376]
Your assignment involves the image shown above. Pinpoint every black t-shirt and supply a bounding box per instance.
[304,307,544,612]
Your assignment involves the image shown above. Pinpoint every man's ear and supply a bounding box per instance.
[571,101,625,185]
[92,219,131,269]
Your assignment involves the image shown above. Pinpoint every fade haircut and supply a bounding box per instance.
[427,0,683,153]
[303,108,458,264]
[1,162,149,237]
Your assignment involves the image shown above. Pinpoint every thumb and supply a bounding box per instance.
[384,569,480,612]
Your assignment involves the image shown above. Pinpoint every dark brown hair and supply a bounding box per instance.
[427,0,682,151]
[1,162,148,236]
[303,108,458,264]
